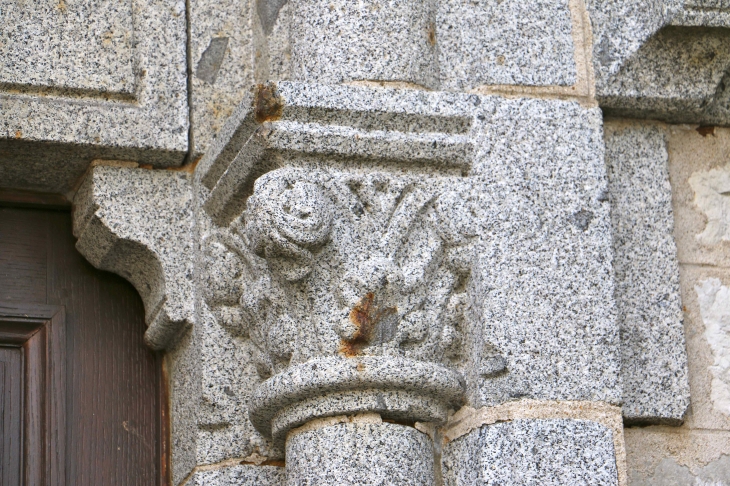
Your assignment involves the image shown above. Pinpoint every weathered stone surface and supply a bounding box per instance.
[674,0,730,27]
[598,27,730,124]
[0,0,188,194]
[586,0,682,80]
[189,465,284,486]
[69,81,633,482]
[168,327,202,486]
[189,0,256,157]
[437,0,577,90]
[73,165,195,350]
[604,123,689,424]
[468,96,621,407]
[249,357,464,448]
[632,455,730,486]
[678,265,730,432]
[0,1,135,93]
[442,419,619,485]
[696,278,730,418]
[196,82,476,224]
[286,421,434,486]
[625,427,730,486]
[667,126,730,267]
[198,82,477,455]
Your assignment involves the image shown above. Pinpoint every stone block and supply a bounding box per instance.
[189,0,256,157]
[168,327,202,486]
[189,465,284,486]
[194,304,278,465]
[667,125,730,268]
[598,27,730,124]
[585,0,683,86]
[437,0,577,90]
[468,96,621,407]
[674,0,730,27]
[442,419,619,485]
[588,1,730,124]
[0,0,189,194]
[286,421,434,486]
[288,0,438,88]
[604,123,689,424]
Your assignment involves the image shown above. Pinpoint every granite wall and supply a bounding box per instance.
[4,0,730,485]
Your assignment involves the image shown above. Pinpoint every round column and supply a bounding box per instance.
[286,418,434,485]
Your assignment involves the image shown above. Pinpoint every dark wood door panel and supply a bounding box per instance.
[0,303,66,486]
[0,207,165,485]
[0,346,23,485]
[0,209,47,303]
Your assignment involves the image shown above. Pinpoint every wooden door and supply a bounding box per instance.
[0,205,168,485]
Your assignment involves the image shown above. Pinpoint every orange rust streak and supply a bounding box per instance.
[254,83,284,124]
[339,292,396,358]
[166,156,201,173]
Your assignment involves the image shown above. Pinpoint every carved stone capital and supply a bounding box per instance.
[198,81,480,442]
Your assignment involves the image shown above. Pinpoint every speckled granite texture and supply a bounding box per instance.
[8,0,721,483]
[588,0,730,124]
[289,0,438,88]
[72,165,196,350]
[585,0,683,86]
[442,419,619,485]
[189,465,284,486]
[0,0,135,93]
[0,0,189,194]
[468,96,621,408]
[605,123,689,424]
[72,82,635,482]
[597,26,730,124]
[437,0,576,90]
[286,422,434,486]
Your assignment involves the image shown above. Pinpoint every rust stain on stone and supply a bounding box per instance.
[167,156,201,174]
[254,83,284,124]
[427,22,436,46]
[697,125,716,137]
[339,292,396,357]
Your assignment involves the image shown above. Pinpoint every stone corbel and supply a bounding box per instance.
[73,164,196,350]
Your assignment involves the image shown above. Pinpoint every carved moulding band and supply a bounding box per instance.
[248,356,465,448]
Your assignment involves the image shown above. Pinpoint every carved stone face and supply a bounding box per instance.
[245,171,334,281]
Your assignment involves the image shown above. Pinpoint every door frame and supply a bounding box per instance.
[0,302,66,485]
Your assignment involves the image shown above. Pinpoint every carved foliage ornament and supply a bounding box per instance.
[204,167,475,379]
